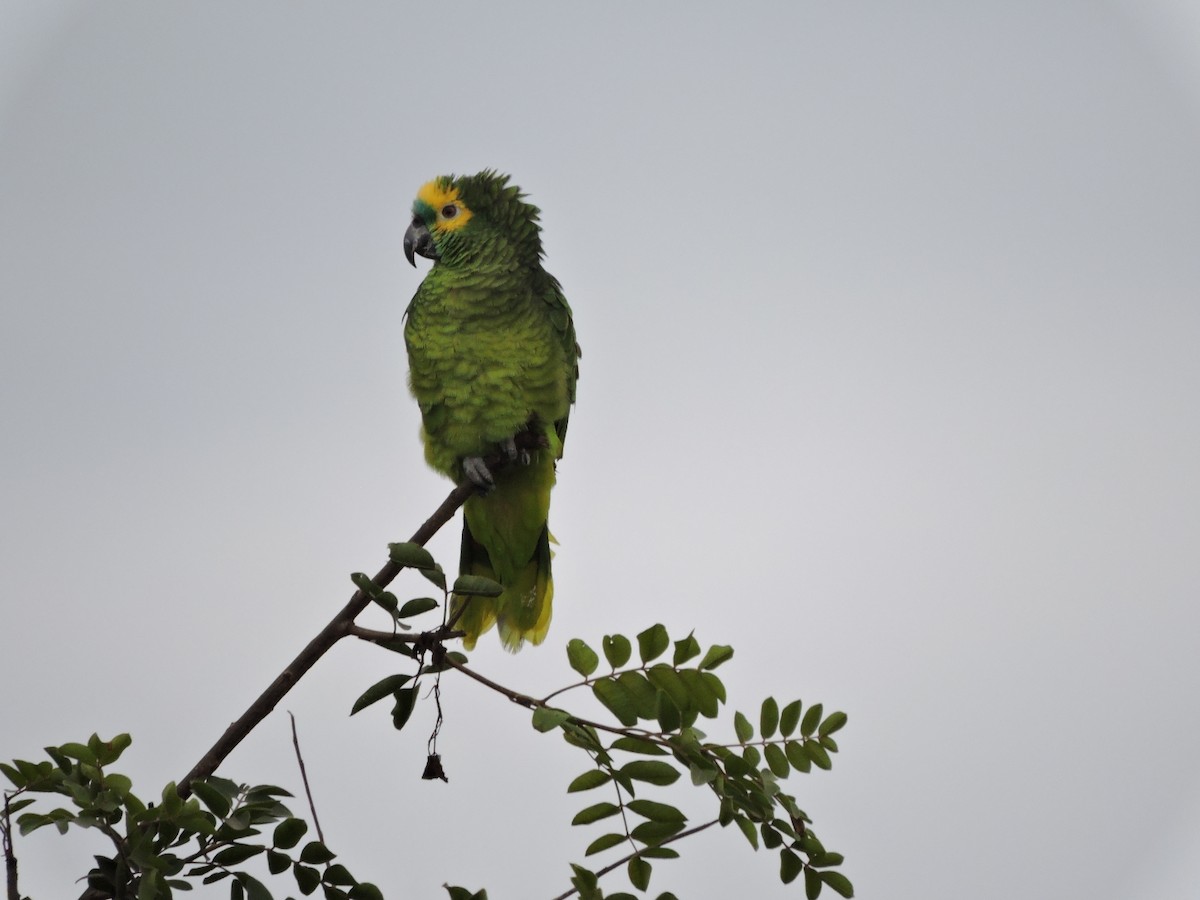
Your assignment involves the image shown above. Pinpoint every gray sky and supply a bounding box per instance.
[3,3,1199,898]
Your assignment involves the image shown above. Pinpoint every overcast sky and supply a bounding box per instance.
[3,3,1199,899]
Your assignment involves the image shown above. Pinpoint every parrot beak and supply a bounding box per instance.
[403,217,439,267]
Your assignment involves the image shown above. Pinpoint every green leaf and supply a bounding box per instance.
[351,674,412,716]
[823,870,859,900]
[630,820,685,846]
[619,761,680,786]
[299,840,336,865]
[765,743,790,778]
[762,822,783,849]
[96,733,133,765]
[805,740,833,770]
[636,624,670,664]
[617,671,659,721]
[3,798,35,816]
[234,871,272,900]
[780,848,803,884]
[760,697,780,739]
[350,572,383,597]
[780,700,802,737]
[273,817,308,849]
[387,542,436,570]
[325,864,355,885]
[531,708,571,733]
[799,829,826,856]
[561,722,605,753]
[640,847,680,860]
[805,866,823,899]
[391,687,419,731]
[570,864,599,900]
[567,770,611,793]
[349,885,386,900]
[690,762,719,785]
[190,780,231,818]
[656,691,681,733]
[294,864,321,895]
[584,832,626,856]
[419,564,446,591]
[610,736,667,756]
[213,844,264,866]
[809,852,845,868]
[628,855,652,891]
[672,633,701,665]
[645,666,690,715]
[592,679,638,727]
[734,711,754,744]
[785,740,812,773]
[626,799,685,822]
[571,802,620,825]
[0,762,24,787]
[800,703,824,738]
[734,815,759,848]
[678,669,720,718]
[602,634,632,668]
[819,735,839,753]
[374,591,400,614]
[698,644,734,670]
[819,711,848,737]
[102,772,132,798]
[267,849,291,874]
[567,639,600,677]
[452,574,503,597]
[398,597,439,618]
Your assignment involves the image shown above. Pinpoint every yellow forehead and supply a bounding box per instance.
[416,180,473,232]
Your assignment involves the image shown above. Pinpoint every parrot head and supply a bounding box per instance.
[403,170,545,269]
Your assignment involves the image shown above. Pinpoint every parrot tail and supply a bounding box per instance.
[451,451,556,651]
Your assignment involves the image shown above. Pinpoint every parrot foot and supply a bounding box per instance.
[462,456,495,490]
[500,435,531,466]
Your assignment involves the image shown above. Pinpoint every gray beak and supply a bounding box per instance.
[403,218,439,267]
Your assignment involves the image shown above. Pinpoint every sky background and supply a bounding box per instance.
[3,2,1200,898]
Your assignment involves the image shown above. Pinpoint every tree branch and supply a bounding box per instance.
[177,433,545,796]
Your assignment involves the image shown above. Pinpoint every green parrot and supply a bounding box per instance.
[403,171,579,651]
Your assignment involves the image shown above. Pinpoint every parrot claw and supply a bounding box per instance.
[500,435,531,466]
[462,456,495,490]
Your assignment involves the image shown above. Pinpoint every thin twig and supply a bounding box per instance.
[287,712,325,844]
[443,657,666,743]
[547,818,720,900]
[348,625,465,645]
[177,434,544,797]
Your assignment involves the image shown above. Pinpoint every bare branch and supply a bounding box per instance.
[288,712,324,845]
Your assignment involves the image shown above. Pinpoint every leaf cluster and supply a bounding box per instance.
[447,624,854,900]
[2,735,379,900]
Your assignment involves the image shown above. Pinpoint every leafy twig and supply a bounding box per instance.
[548,818,719,900]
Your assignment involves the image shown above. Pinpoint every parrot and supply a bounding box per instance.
[402,170,579,651]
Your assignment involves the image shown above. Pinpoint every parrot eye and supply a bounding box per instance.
[441,204,458,219]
